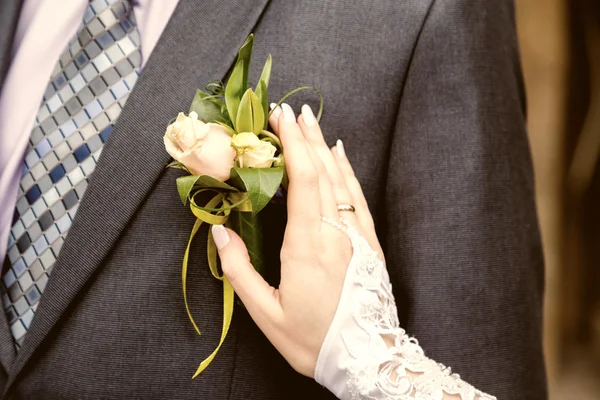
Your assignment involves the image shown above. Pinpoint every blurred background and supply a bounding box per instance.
[515,0,600,398]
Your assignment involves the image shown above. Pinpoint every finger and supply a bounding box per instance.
[279,104,322,230]
[304,139,338,221]
[331,144,383,255]
[212,225,283,325]
[331,141,374,229]
[298,105,358,227]
[269,103,282,136]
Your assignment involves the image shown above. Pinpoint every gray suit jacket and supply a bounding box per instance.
[0,0,546,398]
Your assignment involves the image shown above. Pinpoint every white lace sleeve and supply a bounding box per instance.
[315,218,496,400]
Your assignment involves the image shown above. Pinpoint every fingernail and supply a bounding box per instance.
[281,103,295,122]
[212,225,230,250]
[336,139,346,157]
[270,103,281,119]
[301,104,316,126]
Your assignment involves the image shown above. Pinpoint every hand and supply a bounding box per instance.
[211,103,383,377]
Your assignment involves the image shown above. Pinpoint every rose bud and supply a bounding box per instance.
[164,111,236,181]
[231,132,277,168]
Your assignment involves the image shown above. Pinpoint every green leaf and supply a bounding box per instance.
[236,89,253,134]
[255,80,269,130]
[225,34,255,131]
[225,58,244,131]
[258,54,272,89]
[237,34,254,92]
[205,80,225,96]
[236,89,264,135]
[250,90,264,134]
[176,175,237,205]
[227,211,264,276]
[189,89,224,123]
[230,167,283,214]
[255,55,272,129]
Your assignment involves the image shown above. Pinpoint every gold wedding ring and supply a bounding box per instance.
[337,204,356,213]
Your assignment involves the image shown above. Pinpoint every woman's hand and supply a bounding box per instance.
[211,102,382,377]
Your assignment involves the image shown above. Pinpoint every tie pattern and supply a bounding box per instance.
[2,0,141,348]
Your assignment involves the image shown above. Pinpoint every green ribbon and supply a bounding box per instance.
[182,191,251,379]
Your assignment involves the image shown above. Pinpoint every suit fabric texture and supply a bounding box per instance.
[0,0,546,398]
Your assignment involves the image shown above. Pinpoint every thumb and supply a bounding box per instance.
[211,225,280,319]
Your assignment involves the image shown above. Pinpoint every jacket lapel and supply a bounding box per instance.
[0,0,22,92]
[5,0,270,389]
[0,0,23,374]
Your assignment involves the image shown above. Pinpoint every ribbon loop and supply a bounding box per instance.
[181,191,253,379]
[192,277,234,378]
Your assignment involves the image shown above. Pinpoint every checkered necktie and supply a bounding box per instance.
[2,0,141,348]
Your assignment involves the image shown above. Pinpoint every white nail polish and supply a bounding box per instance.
[212,224,230,250]
[301,104,316,126]
[336,139,346,157]
[281,103,295,122]
[270,104,282,119]
[270,102,277,110]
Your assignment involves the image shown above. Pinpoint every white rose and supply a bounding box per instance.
[164,112,236,181]
[231,132,277,168]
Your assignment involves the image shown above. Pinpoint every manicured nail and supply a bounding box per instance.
[336,139,346,157]
[212,225,230,250]
[281,103,295,122]
[270,103,281,119]
[301,104,316,126]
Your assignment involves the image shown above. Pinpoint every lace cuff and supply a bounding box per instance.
[314,218,496,400]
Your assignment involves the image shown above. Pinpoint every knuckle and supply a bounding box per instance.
[313,159,327,175]
[319,174,333,189]
[297,167,319,188]
[331,179,347,193]
[345,162,356,175]
[221,252,251,284]
[222,262,239,283]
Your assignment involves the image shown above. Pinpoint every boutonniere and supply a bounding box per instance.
[163,34,322,378]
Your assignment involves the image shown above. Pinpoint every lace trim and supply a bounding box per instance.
[321,217,496,400]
